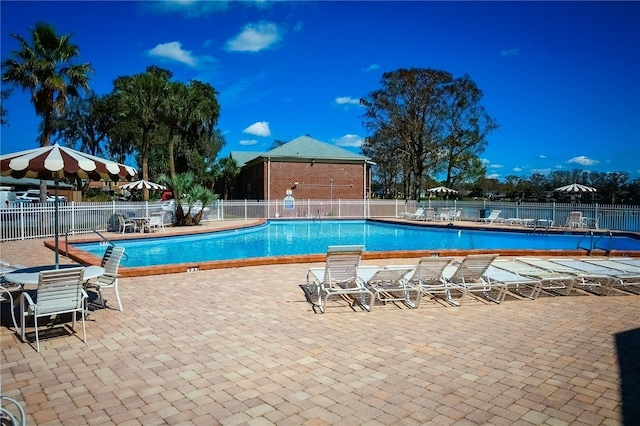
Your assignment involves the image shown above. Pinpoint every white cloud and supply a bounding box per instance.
[148,41,197,66]
[500,48,520,56]
[539,155,546,159]
[243,121,271,137]
[335,96,360,105]
[144,0,228,17]
[567,155,598,166]
[555,164,564,169]
[225,21,282,52]
[334,134,363,148]
[361,64,379,72]
[531,168,551,175]
[480,158,490,165]
[239,139,258,146]
[487,173,500,179]
[490,164,503,169]
[513,167,522,172]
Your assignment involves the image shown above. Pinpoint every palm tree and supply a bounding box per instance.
[158,172,216,226]
[218,157,240,200]
[1,22,93,201]
[163,80,221,180]
[113,66,170,201]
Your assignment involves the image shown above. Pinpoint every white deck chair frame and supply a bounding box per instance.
[494,259,575,296]
[20,267,87,352]
[517,258,612,295]
[358,266,422,308]
[403,207,425,220]
[444,254,507,304]
[477,210,503,224]
[406,257,466,306]
[580,258,640,294]
[86,246,125,311]
[483,265,542,300]
[306,245,374,313]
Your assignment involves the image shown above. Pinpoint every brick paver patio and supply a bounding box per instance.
[1,225,639,425]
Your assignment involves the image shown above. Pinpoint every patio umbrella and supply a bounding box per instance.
[427,186,458,201]
[119,179,166,191]
[1,143,137,267]
[554,183,597,194]
[427,186,458,195]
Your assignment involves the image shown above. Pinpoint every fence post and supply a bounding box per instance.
[71,201,75,235]
[552,202,556,225]
[112,200,116,214]
[20,203,25,240]
[145,201,149,217]
[245,199,247,220]
[338,199,342,218]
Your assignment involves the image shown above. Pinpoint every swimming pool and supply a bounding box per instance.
[74,220,640,268]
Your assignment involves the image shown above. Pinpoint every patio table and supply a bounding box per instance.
[129,217,151,233]
[3,264,105,287]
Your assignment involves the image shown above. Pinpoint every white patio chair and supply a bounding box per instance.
[85,246,126,311]
[566,211,584,229]
[116,213,137,233]
[0,264,21,331]
[20,267,87,353]
[306,245,374,313]
[148,212,165,232]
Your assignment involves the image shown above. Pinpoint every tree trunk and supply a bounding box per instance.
[142,128,150,201]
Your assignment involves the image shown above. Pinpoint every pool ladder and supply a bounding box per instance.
[64,228,121,260]
[576,229,613,255]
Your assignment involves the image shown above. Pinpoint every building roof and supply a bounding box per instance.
[229,135,370,167]
[229,151,264,168]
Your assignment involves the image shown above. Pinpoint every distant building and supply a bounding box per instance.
[230,135,374,202]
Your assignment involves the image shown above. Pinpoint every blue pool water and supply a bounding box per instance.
[74,220,640,267]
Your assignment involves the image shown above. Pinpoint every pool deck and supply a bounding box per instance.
[1,220,639,425]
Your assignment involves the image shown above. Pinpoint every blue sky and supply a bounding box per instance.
[1,1,639,181]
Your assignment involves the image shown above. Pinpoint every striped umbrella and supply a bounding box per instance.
[0,143,137,181]
[1,144,137,267]
[119,179,166,191]
[554,183,597,193]
[427,186,458,195]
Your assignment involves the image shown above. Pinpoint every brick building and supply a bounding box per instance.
[230,136,373,202]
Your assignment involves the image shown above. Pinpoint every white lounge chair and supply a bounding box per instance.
[517,258,612,295]
[358,265,422,308]
[443,254,507,304]
[551,259,637,295]
[306,245,374,313]
[405,257,466,306]
[611,258,640,268]
[403,207,425,220]
[580,258,640,294]
[85,246,126,311]
[477,210,503,224]
[483,265,542,300]
[20,267,87,352]
[494,259,575,296]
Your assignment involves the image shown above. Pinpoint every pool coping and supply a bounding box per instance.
[48,218,640,277]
